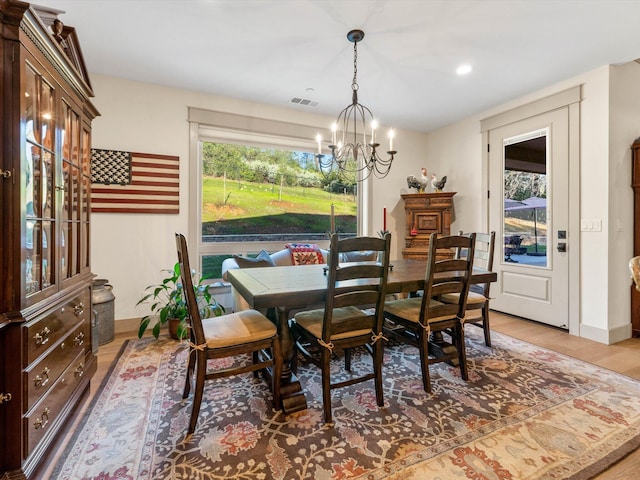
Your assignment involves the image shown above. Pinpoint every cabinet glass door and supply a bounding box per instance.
[24,64,56,296]
[61,102,83,280]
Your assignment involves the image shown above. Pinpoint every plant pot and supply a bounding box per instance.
[168,317,181,340]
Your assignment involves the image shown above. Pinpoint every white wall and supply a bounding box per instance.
[423,63,640,343]
[91,61,640,341]
[89,75,428,322]
[608,62,640,334]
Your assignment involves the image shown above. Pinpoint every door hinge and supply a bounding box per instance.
[487,190,490,199]
[487,144,490,152]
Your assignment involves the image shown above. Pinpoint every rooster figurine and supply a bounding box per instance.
[431,174,447,192]
[406,167,429,193]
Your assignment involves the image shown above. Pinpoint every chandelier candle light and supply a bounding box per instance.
[383,206,387,231]
[315,29,397,181]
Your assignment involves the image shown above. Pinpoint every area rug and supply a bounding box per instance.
[51,328,640,480]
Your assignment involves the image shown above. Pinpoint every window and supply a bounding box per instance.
[189,108,363,280]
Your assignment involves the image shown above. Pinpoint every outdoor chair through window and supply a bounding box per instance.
[175,233,282,434]
[383,233,476,393]
[290,233,391,424]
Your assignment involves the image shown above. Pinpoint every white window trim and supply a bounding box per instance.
[187,107,367,277]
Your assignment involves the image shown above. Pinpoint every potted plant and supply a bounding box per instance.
[136,262,225,339]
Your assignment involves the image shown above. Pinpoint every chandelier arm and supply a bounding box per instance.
[315,29,396,182]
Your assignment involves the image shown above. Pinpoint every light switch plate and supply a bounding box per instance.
[581,219,602,231]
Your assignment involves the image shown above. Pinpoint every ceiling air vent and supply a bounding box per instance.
[291,97,318,107]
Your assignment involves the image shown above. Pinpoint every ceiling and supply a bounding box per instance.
[32,0,640,132]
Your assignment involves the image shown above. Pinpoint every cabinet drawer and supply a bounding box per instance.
[24,351,87,457]
[25,291,88,365]
[24,323,87,411]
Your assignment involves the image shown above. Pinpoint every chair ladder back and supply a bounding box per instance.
[421,233,476,323]
[456,231,495,296]
[175,233,206,346]
[322,233,391,341]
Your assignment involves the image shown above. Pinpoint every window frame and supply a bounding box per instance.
[188,107,369,280]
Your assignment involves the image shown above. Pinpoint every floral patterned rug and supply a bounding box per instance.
[52,328,640,480]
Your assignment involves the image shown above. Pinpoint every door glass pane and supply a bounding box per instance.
[503,129,548,267]
[26,145,39,218]
[61,223,68,279]
[71,221,78,275]
[25,66,38,143]
[43,150,53,219]
[26,219,40,295]
[42,221,53,288]
[62,102,71,160]
[71,111,80,165]
[41,80,54,150]
[72,165,80,220]
[63,160,71,221]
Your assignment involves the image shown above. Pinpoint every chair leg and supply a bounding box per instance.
[188,353,207,434]
[271,337,283,410]
[482,305,492,347]
[321,348,333,424]
[418,328,432,393]
[456,323,469,381]
[252,351,260,378]
[183,345,196,399]
[345,347,352,371]
[373,340,384,407]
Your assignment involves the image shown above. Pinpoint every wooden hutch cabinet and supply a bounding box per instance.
[0,2,99,478]
[401,192,456,260]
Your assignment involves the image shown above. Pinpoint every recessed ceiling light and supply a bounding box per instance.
[456,64,473,75]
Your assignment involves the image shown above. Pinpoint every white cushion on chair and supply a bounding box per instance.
[202,309,277,348]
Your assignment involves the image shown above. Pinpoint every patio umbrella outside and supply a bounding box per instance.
[504,196,547,253]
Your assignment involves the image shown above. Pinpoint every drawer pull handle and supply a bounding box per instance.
[0,393,12,405]
[73,331,85,347]
[33,407,50,430]
[34,367,51,388]
[74,363,84,378]
[34,327,51,346]
[73,303,85,316]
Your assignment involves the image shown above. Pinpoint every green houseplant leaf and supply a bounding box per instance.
[137,262,225,340]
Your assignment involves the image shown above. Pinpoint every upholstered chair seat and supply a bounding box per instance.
[201,310,277,349]
[384,297,459,324]
[294,306,374,341]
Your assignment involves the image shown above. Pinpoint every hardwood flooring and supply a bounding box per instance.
[42,313,639,479]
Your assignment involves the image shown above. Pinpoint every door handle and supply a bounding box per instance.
[557,242,567,252]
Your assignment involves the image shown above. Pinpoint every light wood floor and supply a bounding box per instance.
[43,312,639,479]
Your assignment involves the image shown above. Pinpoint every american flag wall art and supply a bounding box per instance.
[90,149,180,214]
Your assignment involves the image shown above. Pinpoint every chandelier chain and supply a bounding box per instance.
[314,29,396,182]
[352,40,358,92]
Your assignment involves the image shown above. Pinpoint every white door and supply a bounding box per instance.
[488,108,569,328]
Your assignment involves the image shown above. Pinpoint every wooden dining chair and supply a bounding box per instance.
[440,231,496,347]
[175,233,282,434]
[383,233,476,393]
[290,233,391,424]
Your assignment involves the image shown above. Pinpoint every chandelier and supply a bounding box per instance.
[315,29,396,181]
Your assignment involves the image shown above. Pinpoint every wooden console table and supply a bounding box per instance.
[401,192,456,260]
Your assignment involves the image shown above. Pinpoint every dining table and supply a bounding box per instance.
[227,258,497,414]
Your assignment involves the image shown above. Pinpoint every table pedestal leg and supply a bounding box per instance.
[428,331,459,366]
[265,307,307,414]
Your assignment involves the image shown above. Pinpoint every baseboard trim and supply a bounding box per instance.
[114,317,142,335]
